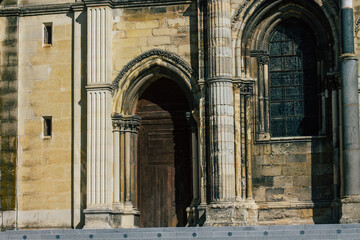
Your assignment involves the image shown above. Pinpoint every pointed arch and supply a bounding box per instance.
[112,49,199,115]
[232,0,340,77]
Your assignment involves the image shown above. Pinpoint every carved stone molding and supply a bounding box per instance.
[112,49,195,91]
[112,115,141,133]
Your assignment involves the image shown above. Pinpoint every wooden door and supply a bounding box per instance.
[136,78,192,227]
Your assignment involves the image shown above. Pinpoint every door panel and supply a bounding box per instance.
[136,78,192,228]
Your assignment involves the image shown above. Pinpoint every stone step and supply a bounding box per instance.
[0,224,359,240]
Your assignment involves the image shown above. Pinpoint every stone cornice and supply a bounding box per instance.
[0,0,191,16]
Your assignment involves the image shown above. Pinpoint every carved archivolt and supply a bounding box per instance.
[112,49,199,115]
[231,0,251,27]
[112,49,196,91]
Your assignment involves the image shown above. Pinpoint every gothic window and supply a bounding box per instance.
[269,19,319,137]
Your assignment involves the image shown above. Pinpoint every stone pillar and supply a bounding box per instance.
[233,81,258,225]
[340,0,360,223]
[205,0,235,226]
[233,84,242,201]
[250,51,270,140]
[186,112,200,226]
[111,115,140,228]
[72,8,86,227]
[84,5,113,229]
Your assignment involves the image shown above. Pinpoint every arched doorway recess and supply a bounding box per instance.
[136,77,192,227]
[111,50,200,228]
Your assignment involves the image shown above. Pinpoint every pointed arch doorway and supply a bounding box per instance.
[136,77,192,227]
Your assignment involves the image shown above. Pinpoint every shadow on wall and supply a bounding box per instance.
[311,138,340,223]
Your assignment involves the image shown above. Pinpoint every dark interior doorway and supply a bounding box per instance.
[136,77,192,227]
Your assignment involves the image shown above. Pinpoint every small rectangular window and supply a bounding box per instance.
[43,23,52,46]
[43,116,52,137]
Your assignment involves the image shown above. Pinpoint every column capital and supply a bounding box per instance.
[250,50,269,65]
[233,81,255,95]
[257,55,270,65]
[112,115,141,133]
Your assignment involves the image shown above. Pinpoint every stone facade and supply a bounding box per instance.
[0,0,359,229]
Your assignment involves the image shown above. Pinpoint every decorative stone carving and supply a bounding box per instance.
[257,55,270,65]
[112,49,195,91]
[231,0,251,26]
[233,81,254,95]
[112,115,141,133]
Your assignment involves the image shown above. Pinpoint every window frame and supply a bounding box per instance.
[251,18,327,142]
[42,116,52,139]
[43,22,53,47]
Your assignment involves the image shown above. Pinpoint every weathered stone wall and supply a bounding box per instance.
[112,4,197,79]
[17,14,73,228]
[0,15,18,230]
[253,139,336,225]
[0,0,353,228]
[1,0,18,6]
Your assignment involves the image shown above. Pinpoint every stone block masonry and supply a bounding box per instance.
[0,15,18,230]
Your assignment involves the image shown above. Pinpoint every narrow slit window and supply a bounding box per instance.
[43,116,52,137]
[43,23,52,45]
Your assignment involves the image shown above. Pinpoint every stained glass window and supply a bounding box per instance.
[269,19,319,137]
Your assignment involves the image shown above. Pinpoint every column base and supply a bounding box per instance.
[340,196,360,223]
[84,209,112,229]
[111,208,140,228]
[204,201,258,226]
[84,208,139,229]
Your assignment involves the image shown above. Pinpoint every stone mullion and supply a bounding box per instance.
[207,0,235,204]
